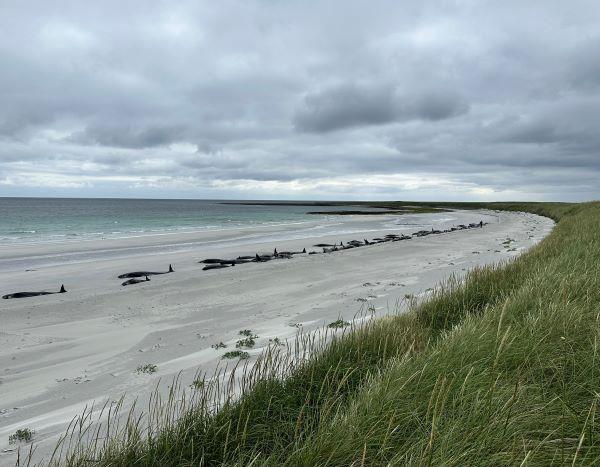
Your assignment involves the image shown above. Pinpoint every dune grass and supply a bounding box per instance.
[40,201,600,466]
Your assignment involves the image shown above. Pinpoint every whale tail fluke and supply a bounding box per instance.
[169,264,174,273]
[59,284,66,293]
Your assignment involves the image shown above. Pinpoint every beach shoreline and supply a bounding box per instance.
[0,209,553,465]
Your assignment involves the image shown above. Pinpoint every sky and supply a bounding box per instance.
[1,1,599,202]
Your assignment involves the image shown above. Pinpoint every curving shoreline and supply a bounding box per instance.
[0,209,553,465]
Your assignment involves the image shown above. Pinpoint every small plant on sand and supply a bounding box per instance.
[211,342,227,349]
[9,428,34,444]
[136,364,157,374]
[236,337,256,348]
[222,350,249,360]
[327,319,350,329]
[269,337,284,346]
[239,329,257,337]
[191,378,205,390]
[404,293,414,299]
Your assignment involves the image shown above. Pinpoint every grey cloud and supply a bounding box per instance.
[293,84,468,133]
[1,0,600,201]
[568,37,600,91]
[72,124,185,149]
[407,91,469,121]
[293,84,397,132]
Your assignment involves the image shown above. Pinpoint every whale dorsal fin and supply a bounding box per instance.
[60,284,66,293]
[168,264,174,273]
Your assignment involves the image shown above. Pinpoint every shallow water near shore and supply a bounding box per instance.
[0,198,395,246]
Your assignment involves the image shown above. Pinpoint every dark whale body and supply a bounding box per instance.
[254,254,273,262]
[277,248,306,256]
[203,264,231,270]
[118,264,174,279]
[122,276,150,287]
[3,284,66,299]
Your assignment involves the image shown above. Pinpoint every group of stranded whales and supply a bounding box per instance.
[118,264,174,286]
[199,247,308,270]
[198,220,487,271]
[2,220,487,298]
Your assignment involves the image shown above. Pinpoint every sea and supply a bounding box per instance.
[0,198,396,245]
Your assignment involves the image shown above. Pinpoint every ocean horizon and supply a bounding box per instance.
[0,197,383,245]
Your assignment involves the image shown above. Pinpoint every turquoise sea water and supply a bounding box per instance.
[0,198,378,245]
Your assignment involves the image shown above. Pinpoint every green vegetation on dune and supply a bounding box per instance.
[44,201,600,466]
[286,202,600,465]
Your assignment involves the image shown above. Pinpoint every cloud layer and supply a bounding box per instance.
[1,0,599,201]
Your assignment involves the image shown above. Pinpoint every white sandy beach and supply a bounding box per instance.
[0,209,554,465]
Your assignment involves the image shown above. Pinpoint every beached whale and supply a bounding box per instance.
[218,259,251,265]
[277,248,306,256]
[254,254,273,262]
[118,264,174,278]
[203,264,231,270]
[122,276,150,287]
[3,284,66,299]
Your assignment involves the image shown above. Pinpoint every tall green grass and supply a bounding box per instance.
[281,202,600,465]
[38,201,600,466]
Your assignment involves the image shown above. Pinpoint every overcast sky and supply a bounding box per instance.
[1,1,599,201]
